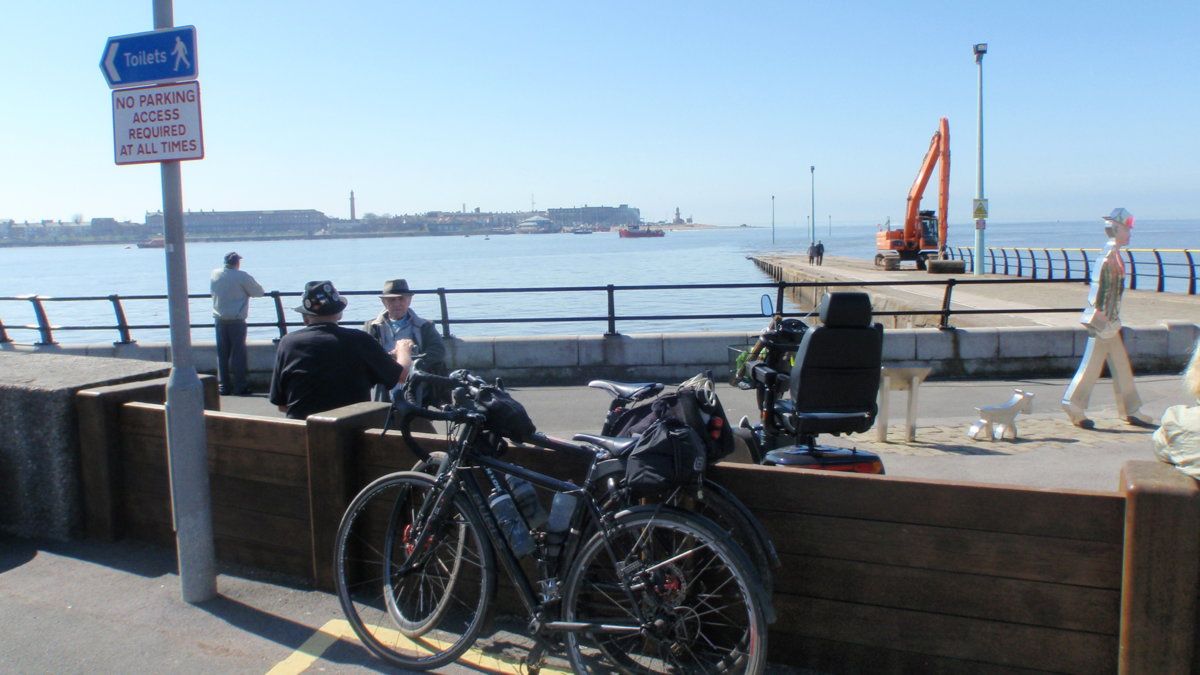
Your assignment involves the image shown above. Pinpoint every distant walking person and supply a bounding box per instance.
[807,243,816,265]
[211,252,265,395]
[815,240,825,265]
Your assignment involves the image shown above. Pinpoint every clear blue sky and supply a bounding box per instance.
[2,1,1197,227]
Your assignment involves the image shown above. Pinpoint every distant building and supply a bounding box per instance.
[145,209,328,236]
[516,215,555,233]
[547,204,640,230]
[89,217,119,235]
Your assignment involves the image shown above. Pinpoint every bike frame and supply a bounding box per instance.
[402,414,650,637]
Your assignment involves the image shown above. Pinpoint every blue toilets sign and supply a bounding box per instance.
[101,26,198,89]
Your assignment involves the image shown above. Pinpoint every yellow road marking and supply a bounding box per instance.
[267,618,571,674]
[266,619,347,675]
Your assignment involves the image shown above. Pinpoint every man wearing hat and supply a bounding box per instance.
[269,281,405,420]
[211,252,265,395]
[363,278,447,401]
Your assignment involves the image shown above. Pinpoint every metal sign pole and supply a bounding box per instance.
[154,0,216,603]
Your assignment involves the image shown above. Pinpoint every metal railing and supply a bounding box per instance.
[946,246,1198,295]
[0,277,1089,346]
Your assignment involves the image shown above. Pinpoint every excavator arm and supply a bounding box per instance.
[904,117,950,250]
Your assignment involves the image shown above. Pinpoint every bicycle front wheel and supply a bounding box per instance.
[334,471,495,670]
[561,507,769,674]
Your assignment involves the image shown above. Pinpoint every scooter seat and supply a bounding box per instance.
[587,380,664,400]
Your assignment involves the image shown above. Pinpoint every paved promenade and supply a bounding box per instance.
[216,372,1193,492]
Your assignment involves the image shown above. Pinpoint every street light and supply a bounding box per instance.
[809,165,815,245]
[973,42,988,276]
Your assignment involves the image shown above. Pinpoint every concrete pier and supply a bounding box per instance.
[750,254,1200,329]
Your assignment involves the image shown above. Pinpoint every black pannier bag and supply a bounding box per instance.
[475,386,536,443]
[609,377,735,464]
[625,417,707,497]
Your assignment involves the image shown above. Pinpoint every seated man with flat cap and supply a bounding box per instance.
[269,281,405,419]
[363,278,447,402]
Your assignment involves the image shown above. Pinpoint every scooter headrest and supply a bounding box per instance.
[819,292,872,327]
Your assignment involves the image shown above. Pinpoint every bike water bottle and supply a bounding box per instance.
[546,493,579,534]
[505,475,548,530]
[488,490,536,557]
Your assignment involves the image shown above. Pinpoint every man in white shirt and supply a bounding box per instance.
[210,252,265,395]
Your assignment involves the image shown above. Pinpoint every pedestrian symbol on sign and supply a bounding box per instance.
[172,36,191,70]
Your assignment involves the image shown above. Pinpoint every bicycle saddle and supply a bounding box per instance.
[572,433,639,456]
[587,380,665,400]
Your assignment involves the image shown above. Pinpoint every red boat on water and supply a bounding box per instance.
[617,224,665,238]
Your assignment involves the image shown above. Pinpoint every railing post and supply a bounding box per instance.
[23,294,55,345]
[1061,249,1072,280]
[966,247,975,273]
[605,284,618,336]
[775,282,786,317]
[1002,248,1009,275]
[1126,249,1138,290]
[1153,250,1165,292]
[437,288,451,339]
[0,315,10,343]
[938,279,957,330]
[108,294,135,345]
[1028,248,1037,279]
[1015,249,1023,277]
[268,291,288,339]
[989,247,997,274]
[1043,249,1053,280]
[1081,249,1091,282]
[1186,251,1196,295]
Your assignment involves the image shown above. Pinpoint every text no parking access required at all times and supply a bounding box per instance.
[112,81,204,165]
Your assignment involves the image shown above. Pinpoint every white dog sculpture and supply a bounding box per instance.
[968,389,1035,441]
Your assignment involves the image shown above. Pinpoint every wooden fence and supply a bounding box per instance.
[75,379,1200,673]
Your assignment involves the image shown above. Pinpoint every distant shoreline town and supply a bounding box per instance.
[0,203,716,248]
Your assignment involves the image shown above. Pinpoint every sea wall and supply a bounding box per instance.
[4,322,1197,386]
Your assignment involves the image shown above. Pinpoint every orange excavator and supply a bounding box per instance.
[874,117,964,273]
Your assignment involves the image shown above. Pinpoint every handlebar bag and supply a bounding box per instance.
[625,418,706,498]
[476,386,537,443]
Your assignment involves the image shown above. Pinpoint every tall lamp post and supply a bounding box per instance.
[771,195,776,245]
[973,42,988,276]
[809,165,816,245]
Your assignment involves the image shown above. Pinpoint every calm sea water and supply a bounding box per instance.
[1,220,1194,344]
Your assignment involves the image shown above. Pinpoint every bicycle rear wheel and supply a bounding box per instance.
[334,471,495,670]
[561,507,768,674]
[593,480,778,600]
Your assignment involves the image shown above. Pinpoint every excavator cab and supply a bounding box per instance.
[918,210,939,250]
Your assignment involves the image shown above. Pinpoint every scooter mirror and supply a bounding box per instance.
[760,294,774,317]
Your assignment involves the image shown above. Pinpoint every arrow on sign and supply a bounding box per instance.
[104,42,122,84]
